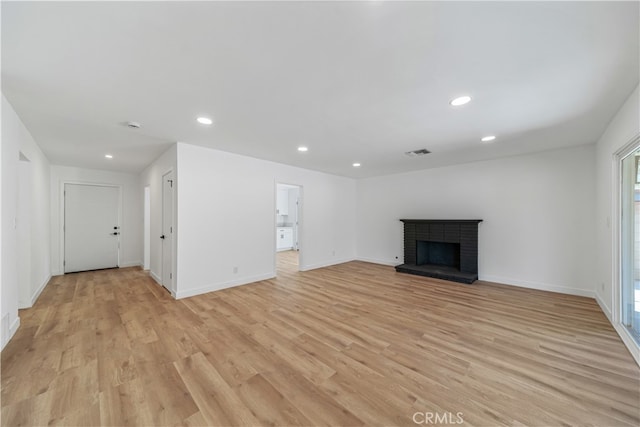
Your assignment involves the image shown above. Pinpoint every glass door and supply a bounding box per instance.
[621,148,640,343]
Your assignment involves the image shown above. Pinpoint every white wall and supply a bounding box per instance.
[19,127,52,308]
[357,145,597,297]
[595,85,640,318]
[1,96,21,349]
[17,160,32,308]
[140,145,177,286]
[143,186,150,270]
[175,143,356,298]
[50,166,142,275]
[0,95,3,349]
[2,95,51,349]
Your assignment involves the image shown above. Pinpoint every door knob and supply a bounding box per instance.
[160,235,165,239]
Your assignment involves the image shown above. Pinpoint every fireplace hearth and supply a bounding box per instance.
[396,219,482,284]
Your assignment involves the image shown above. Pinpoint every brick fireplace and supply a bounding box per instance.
[396,219,482,284]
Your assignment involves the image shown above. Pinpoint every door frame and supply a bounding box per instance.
[274,181,303,274]
[59,181,123,274]
[612,133,640,365]
[161,169,177,295]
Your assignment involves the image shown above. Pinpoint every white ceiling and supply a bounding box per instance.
[2,1,638,178]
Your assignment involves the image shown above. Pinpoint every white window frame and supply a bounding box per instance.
[612,133,640,366]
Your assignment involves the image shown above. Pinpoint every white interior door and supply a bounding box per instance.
[161,171,174,291]
[64,184,119,273]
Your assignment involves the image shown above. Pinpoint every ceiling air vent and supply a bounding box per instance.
[404,148,431,157]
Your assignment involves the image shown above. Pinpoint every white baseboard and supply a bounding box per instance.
[480,275,595,298]
[175,273,275,299]
[354,261,597,298]
[149,270,162,285]
[119,260,142,268]
[31,274,51,306]
[10,317,20,337]
[612,322,640,366]
[2,316,21,350]
[593,293,639,367]
[595,292,612,322]
[51,270,63,277]
[300,257,356,272]
[355,256,400,267]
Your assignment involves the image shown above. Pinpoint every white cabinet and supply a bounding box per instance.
[276,189,289,215]
[276,227,293,251]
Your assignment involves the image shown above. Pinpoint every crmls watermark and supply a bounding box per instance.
[412,411,464,425]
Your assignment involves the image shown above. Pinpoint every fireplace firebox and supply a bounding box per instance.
[396,219,482,284]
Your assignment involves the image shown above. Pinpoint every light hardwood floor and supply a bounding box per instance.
[2,256,639,426]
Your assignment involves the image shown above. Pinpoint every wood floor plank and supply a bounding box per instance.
[234,373,313,426]
[173,352,260,426]
[260,366,365,427]
[1,252,638,426]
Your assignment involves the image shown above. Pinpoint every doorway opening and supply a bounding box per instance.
[275,183,302,275]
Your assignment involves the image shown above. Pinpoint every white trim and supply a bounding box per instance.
[612,322,640,366]
[612,153,621,323]
[119,261,142,268]
[31,274,51,306]
[161,168,176,294]
[300,257,356,272]
[59,181,123,273]
[7,317,20,347]
[274,181,304,273]
[478,275,595,297]
[175,273,275,299]
[356,256,400,267]
[150,270,162,285]
[149,270,176,297]
[356,260,597,297]
[612,133,640,367]
[595,292,612,322]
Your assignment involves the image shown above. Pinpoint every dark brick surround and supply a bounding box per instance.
[396,219,482,284]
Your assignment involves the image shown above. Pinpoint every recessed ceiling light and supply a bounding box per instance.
[105,154,113,159]
[197,117,213,125]
[297,146,308,152]
[450,95,471,106]
[352,163,361,167]
[481,135,496,142]
[126,121,141,129]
